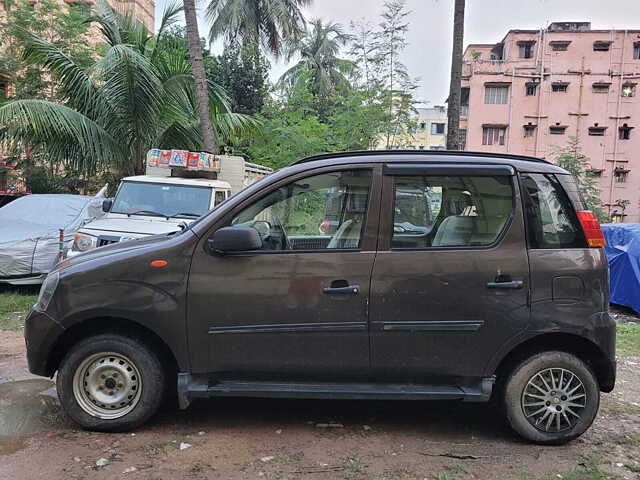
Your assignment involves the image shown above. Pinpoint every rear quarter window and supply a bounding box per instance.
[519,173,587,249]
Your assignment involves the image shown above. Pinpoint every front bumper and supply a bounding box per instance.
[24,309,65,377]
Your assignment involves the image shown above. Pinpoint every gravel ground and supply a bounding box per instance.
[1,329,639,480]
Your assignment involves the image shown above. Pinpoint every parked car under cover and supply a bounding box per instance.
[0,193,105,285]
[602,223,640,314]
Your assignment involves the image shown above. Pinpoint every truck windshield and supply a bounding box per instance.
[111,181,211,218]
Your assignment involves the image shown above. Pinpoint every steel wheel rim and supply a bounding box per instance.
[72,352,142,419]
[521,367,587,433]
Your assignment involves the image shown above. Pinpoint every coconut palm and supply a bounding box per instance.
[0,1,256,176]
[278,19,354,100]
[206,0,311,58]
[446,0,465,150]
[183,0,218,153]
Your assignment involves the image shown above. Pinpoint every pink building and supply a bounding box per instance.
[460,22,640,222]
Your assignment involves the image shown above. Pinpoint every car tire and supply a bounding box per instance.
[503,351,599,445]
[56,333,165,432]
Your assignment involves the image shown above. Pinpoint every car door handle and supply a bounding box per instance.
[486,280,524,289]
[323,285,360,295]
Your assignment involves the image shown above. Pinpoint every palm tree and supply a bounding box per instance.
[183,0,218,153]
[0,1,255,176]
[206,0,311,57]
[446,0,465,150]
[278,19,354,100]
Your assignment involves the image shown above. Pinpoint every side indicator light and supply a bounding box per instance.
[150,260,168,268]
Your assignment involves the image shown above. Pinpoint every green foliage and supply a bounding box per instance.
[278,19,355,113]
[208,44,270,115]
[617,322,640,357]
[0,1,257,181]
[236,2,418,166]
[0,288,38,330]
[552,137,606,222]
[205,0,311,57]
[0,0,94,101]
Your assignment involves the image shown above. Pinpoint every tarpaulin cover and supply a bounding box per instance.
[0,194,105,278]
[601,223,640,314]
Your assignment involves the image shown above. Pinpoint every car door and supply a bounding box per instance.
[187,165,381,380]
[369,163,530,382]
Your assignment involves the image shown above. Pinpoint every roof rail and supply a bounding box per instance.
[293,150,551,165]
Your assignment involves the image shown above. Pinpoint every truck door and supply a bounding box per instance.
[187,165,381,379]
[369,164,530,383]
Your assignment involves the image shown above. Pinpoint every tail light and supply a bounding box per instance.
[576,211,606,248]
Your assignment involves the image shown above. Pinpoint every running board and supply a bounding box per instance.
[177,374,494,409]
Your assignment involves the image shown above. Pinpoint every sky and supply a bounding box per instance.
[156,0,640,105]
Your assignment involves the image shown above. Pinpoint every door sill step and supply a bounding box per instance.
[177,374,494,409]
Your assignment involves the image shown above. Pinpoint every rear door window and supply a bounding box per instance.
[519,173,587,248]
[391,175,514,249]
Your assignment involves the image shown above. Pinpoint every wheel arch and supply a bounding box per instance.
[46,316,180,379]
[492,332,615,393]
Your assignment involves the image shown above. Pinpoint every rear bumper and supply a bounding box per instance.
[24,309,65,377]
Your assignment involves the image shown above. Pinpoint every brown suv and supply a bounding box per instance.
[24,151,615,444]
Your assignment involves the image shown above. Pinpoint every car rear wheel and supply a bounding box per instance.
[503,351,599,445]
[57,333,165,432]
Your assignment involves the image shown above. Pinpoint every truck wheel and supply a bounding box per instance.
[503,351,599,445]
[56,333,165,432]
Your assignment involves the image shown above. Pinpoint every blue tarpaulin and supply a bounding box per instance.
[601,223,640,314]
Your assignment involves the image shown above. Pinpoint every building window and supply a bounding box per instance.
[460,87,470,116]
[592,83,610,93]
[622,83,636,97]
[482,126,506,146]
[634,43,640,60]
[523,123,537,137]
[614,168,629,183]
[552,82,568,93]
[526,82,538,96]
[485,85,509,104]
[588,124,607,136]
[419,122,426,130]
[619,124,633,140]
[550,41,571,51]
[593,41,612,51]
[549,123,567,135]
[431,123,445,135]
[518,42,535,59]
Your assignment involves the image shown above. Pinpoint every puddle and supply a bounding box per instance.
[0,379,62,454]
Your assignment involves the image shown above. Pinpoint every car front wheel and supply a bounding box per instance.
[503,351,600,445]
[57,333,165,432]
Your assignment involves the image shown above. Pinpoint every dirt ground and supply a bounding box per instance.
[1,331,639,480]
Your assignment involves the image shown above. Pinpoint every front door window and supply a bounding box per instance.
[230,170,372,251]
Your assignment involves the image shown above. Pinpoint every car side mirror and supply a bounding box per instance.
[102,199,113,213]
[206,227,262,255]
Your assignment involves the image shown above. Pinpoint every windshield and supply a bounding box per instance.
[111,181,212,218]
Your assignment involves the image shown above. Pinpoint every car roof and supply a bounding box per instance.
[291,150,568,174]
[121,175,232,189]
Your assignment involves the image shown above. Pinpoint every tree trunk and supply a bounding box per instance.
[183,0,219,154]
[446,0,465,150]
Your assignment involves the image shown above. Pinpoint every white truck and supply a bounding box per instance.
[69,154,272,256]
